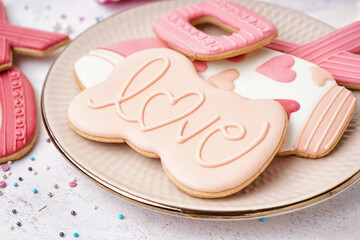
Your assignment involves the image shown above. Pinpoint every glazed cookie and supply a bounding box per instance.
[68,48,287,198]
[153,0,277,60]
[267,21,360,90]
[0,67,37,163]
[0,1,70,72]
[73,38,356,158]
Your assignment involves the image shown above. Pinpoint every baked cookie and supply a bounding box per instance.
[153,0,277,60]
[0,1,70,72]
[0,67,37,163]
[73,38,356,158]
[68,48,287,198]
[267,21,360,90]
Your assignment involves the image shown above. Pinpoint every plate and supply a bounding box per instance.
[41,0,360,219]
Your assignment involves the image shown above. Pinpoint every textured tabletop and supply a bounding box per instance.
[0,0,359,239]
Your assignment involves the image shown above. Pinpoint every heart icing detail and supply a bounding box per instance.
[310,66,334,87]
[274,99,300,120]
[139,90,205,132]
[256,55,296,83]
[208,69,239,91]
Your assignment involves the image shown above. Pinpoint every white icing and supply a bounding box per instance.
[74,47,335,152]
[74,49,124,88]
[201,48,335,151]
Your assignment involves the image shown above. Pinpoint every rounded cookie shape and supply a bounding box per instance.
[68,48,287,198]
[153,0,277,60]
[0,67,37,163]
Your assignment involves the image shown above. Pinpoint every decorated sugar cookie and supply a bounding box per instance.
[153,0,277,60]
[68,48,287,198]
[0,67,37,163]
[0,1,70,72]
[267,21,360,90]
[73,37,356,158]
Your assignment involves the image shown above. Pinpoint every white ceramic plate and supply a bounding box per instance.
[41,0,360,219]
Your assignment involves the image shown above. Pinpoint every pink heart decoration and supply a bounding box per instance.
[256,55,296,83]
[274,99,300,120]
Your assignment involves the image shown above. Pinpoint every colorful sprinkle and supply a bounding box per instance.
[73,232,79,238]
[60,14,67,19]
[93,205,97,210]
[13,182,18,187]
[18,177,23,181]
[69,181,77,188]
[9,225,14,230]
[260,218,266,222]
[62,24,72,34]
[53,184,59,189]
[28,167,33,171]
[33,188,38,194]
[59,232,65,237]
[33,171,37,175]
[38,205,47,212]
[24,5,29,10]
[95,16,103,22]
[8,171,11,176]
[46,5,51,10]
[71,210,77,216]
[51,21,60,31]
[78,16,84,22]
[16,222,22,227]
[47,192,53,197]
[7,161,12,165]
[46,138,51,143]
[12,209,17,214]
[30,156,35,161]
[2,164,10,172]
[46,165,50,170]
[2,174,7,179]
[118,214,124,220]
[0,181,6,188]
[0,190,3,195]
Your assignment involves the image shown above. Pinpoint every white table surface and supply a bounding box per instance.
[1,0,359,239]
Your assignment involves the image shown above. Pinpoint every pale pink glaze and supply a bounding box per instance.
[311,66,334,87]
[294,85,356,155]
[256,55,296,83]
[274,99,300,120]
[0,67,37,159]
[153,0,276,56]
[208,69,238,91]
[0,1,69,67]
[68,48,286,193]
[266,21,360,85]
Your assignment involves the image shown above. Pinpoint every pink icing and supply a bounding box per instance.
[0,1,69,68]
[274,99,300,120]
[311,66,334,87]
[101,38,168,57]
[68,48,286,194]
[192,60,208,72]
[256,55,296,83]
[227,54,247,63]
[153,0,276,57]
[208,69,239,91]
[266,21,360,86]
[294,85,356,155]
[0,67,37,160]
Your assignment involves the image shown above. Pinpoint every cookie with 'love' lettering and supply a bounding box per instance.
[0,67,37,163]
[68,48,287,198]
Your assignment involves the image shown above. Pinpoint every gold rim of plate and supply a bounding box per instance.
[40,0,360,219]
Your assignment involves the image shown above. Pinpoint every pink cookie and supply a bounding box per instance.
[0,67,37,163]
[0,1,70,72]
[73,37,356,158]
[68,48,287,198]
[266,21,360,90]
[153,0,277,60]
